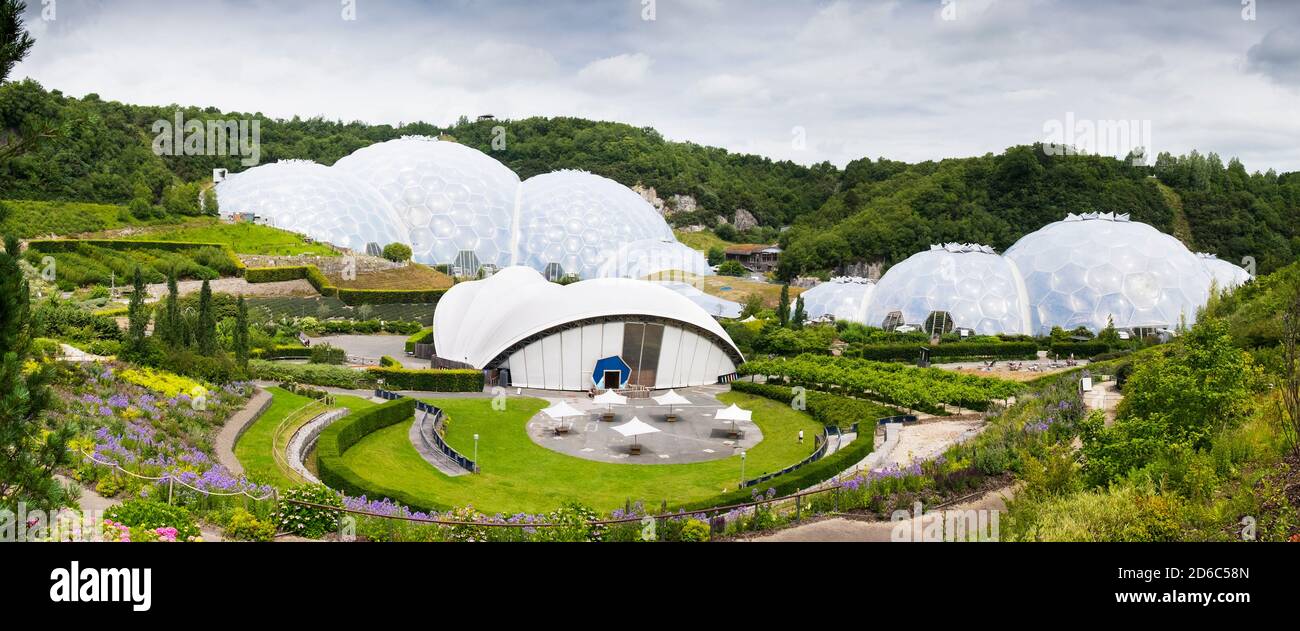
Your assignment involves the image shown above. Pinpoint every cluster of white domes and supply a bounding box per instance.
[798,276,876,323]
[865,245,1031,336]
[808,213,1252,335]
[216,137,697,280]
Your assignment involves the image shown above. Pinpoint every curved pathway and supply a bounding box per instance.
[214,386,273,477]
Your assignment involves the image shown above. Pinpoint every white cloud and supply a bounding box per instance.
[576,52,653,88]
[8,0,1300,172]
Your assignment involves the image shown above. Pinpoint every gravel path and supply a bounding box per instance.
[744,485,1016,542]
[214,387,273,477]
[145,277,318,300]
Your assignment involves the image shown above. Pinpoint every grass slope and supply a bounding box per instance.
[235,387,376,487]
[339,391,823,513]
[327,263,454,290]
[1,199,183,238]
[644,271,803,308]
[126,219,338,256]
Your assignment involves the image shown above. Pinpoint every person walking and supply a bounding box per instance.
[798,429,804,445]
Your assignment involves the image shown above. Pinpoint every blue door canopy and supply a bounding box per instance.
[592,356,631,387]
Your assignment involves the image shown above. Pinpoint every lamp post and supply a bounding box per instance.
[740,450,747,485]
[473,433,480,467]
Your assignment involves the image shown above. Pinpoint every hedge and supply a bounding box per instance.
[247,359,376,389]
[847,341,1039,362]
[677,427,876,513]
[244,266,310,283]
[379,355,402,368]
[1049,341,1110,358]
[365,367,483,392]
[27,239,244,275]
[315,398,446,511]
[244,263,446,305]
[404,328,433,353]
[251,345,310,359]
[730,380,899,429]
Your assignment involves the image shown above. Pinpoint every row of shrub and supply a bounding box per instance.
[251,345,310,359]
[730,380,898,429]
[404,328,433,353]
[1048,341,1112,358]
[845,341,1039,362]
[365,367,483,392]
[247,359,376,389]
[678,430,877,512]
[245,264,447,305]
[315,398,446,511]
[25,240,244,289]
[304,318,424,336]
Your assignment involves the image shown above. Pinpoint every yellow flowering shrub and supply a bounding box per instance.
[118,367,202,398]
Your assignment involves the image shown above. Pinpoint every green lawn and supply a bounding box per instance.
[673,228,734,253]
[126,219,338,256]
[338,391,823,513]
[235,387,376,487]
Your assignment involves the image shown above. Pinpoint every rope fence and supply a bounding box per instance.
[78,449,277,502]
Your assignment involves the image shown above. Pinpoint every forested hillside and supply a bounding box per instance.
[2,79,1296,275]
[777,146,1300,278]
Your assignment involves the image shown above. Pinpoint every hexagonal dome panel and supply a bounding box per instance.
[1197,253,1253,292]
[796,277,876,323]
[865,244,1030,335]
[215,159,408,254]
[516,170,674,280]
[332,136,519,269]
[1004,213,1211,333]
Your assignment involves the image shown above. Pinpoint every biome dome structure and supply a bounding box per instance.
[214,160,409,254]
[215,138,698,280]
[1004,212,1212,334]
[1197,253,1253,291]
[596,238,712,280]
[797,277,876,323]
[865,244,1031,336]
[433,266,742,390]
[516,171,675,280]
[331,136,519,270]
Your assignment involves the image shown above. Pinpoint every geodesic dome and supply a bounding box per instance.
[516,170,675,280]
[797,277,876,323]
[595,238,712,280]
[1197,253,1253,292]
[1004,212,1211,334]
[214,160,408,254]
[865,244,1031,335]
[331,136,520,270]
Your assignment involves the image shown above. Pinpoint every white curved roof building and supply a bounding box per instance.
[1004,213,1211,333]
[865,244,1031,335]
[797,277,876,323]
[516,171,675,280]
[214,160,408,254]
[215,139,703,281]
[1197,253,1253,291]
[434,266,742,390]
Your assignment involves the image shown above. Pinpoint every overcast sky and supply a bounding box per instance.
[13,0,1300,171]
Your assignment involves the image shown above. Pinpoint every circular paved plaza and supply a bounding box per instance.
[526,385,763,464]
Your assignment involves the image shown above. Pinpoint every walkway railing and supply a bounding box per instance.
[741,427,830,488]
[374,389,478,473]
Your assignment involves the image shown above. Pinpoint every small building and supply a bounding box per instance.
[723,244,781,272]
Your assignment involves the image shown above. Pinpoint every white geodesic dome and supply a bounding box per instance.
[595,238,712,280]
[1197,253,1253,292]
[214,160,408,254]
[865,244,1031,335]
[516,170,675,280]
[796,277,876,323]
[1004,212,1211,334]
[331,136,520,269]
